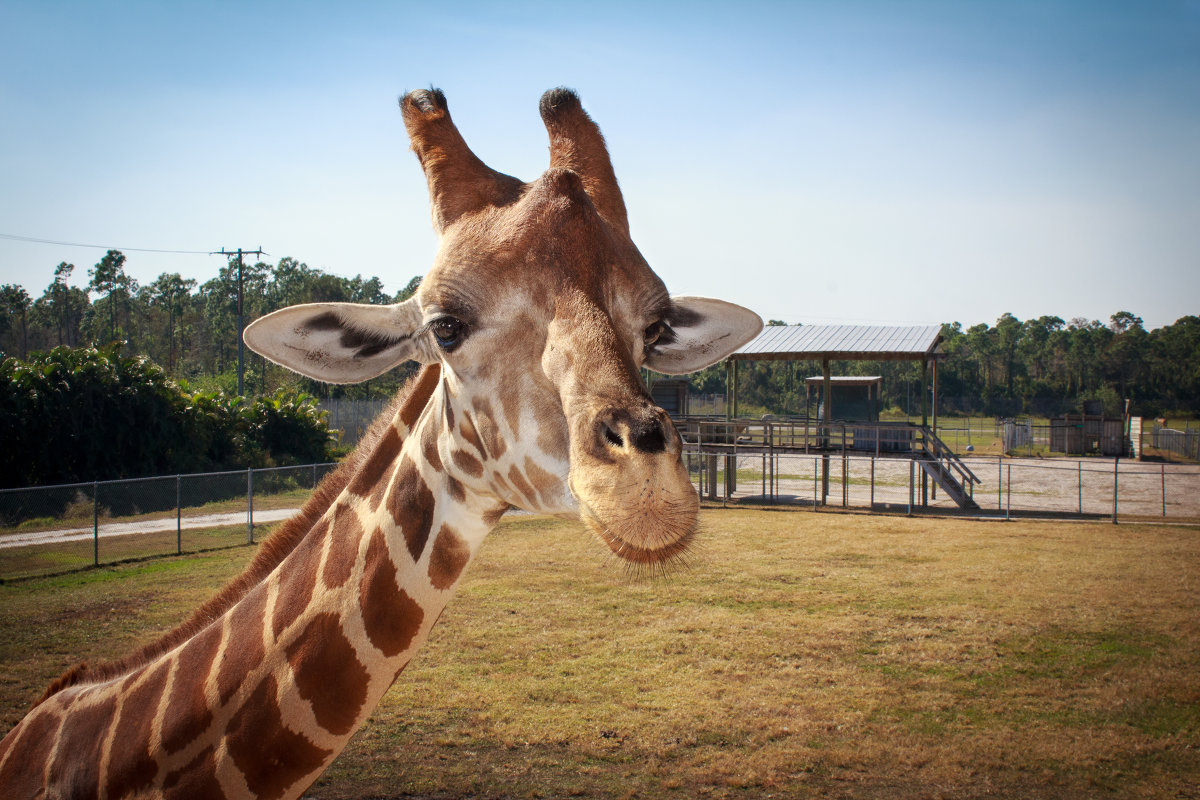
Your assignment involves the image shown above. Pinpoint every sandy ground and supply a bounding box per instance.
[708,453,1200,520]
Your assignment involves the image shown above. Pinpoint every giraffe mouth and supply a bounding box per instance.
[579,500,698,564]
[570,462,700,565]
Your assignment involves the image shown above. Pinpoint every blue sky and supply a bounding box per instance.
[2,0,1197,329]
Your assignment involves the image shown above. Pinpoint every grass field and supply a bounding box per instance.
[1,510,1197,799]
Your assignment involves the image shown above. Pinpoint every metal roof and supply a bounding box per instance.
[733,324,944,362]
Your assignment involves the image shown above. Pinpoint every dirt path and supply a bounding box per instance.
[0,508,300,550]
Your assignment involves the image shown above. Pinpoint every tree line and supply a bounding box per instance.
[2,250,1198,423]
[0,250,422,399]
[683,312,1200,419]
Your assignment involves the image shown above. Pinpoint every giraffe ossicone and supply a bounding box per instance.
[0,87,761,800]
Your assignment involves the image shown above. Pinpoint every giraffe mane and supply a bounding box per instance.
[34,368,436,707]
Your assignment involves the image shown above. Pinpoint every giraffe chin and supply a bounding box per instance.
[571,462,701,565]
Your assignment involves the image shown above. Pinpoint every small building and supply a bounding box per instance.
[1050,415,1126,457]
[804,376,882,422]
[649,379,690,417]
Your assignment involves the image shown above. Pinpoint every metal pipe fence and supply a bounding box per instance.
[684,447,1200,523]
[4,447,1197,582]
[0,463,339,580]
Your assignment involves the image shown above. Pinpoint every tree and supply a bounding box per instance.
[395,275,422,303]
[87,250,133,342]
[146,273,197,372]
[37,263,88,347]
[0,284,32,358]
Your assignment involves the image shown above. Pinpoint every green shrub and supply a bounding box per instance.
[1,346,333,488]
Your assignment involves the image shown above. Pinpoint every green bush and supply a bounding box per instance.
[1,346,333,488]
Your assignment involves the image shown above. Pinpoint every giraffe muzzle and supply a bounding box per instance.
[570,401,698,565]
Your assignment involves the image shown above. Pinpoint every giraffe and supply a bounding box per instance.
[0,87,762,799]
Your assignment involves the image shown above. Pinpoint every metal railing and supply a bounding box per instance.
[682,446,1200,524]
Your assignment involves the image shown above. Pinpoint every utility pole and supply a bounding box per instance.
[212,247,264,396]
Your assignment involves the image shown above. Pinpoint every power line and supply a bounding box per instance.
[0,232,211,255]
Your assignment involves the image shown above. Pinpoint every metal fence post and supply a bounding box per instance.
[842,452,848,508]
[997,456,1002,511]
[1162,463,1167,517]
[908,460,914,516]
[870,456,875,509]
[1112,458,1119,524]
[93,480,99,566]
[1078,461,1082,515]
[813,457,818,510]
[176,474,182,555]
[1006,464,1011,520]
[247,467,254,544]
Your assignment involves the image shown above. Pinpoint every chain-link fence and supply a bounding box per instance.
[0,463,339,580]
[685,448,1200,523]
[319,399,388,446]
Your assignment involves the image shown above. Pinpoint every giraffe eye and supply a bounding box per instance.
[644,321,666,349]
[431,317,467,352]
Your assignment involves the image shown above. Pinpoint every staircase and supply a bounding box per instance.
[916,426,980,510]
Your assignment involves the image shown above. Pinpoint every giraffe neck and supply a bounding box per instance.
[0,364,509,800]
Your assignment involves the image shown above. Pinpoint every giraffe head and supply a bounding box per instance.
[245,88,761,565]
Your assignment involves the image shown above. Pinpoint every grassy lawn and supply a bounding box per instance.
[2,510,1198,799]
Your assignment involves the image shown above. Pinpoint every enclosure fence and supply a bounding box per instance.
[4,441,1198,581]
[684,445,1200,524]
[0,463,339,580]
[319,399,388,446]
[1150,424,1200,461]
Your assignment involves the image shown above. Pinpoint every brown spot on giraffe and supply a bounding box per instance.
[321,502,365,590]
[421,416,443,473]
[44,692,116,798]
[286,613,370,736]
[446,475,467,503]
[389,455,435,561]
[523,456,560,500]
[428,524,471,590]
[359,527,425,657]
[105,662,170,799]
[451,448,484,478]
[400,364,442,428]
[506,464,539,507]
[227,674,331,800]
[272,523,323,638]
[472,396,507,459]
[160,621,221,754]
[217,583,267,705]
[162,746,225,800]
[459,412,487,459]
[0,706,58,797]
[489,470,514,498]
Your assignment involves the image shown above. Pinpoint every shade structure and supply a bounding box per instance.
[732,324,944,363]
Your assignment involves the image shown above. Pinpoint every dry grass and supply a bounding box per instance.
[2,510,1198,799]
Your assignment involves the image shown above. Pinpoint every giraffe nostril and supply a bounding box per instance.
[631,423,666,454]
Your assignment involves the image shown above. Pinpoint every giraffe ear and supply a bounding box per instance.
[644,296,763,375]
[243,298,435,384]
